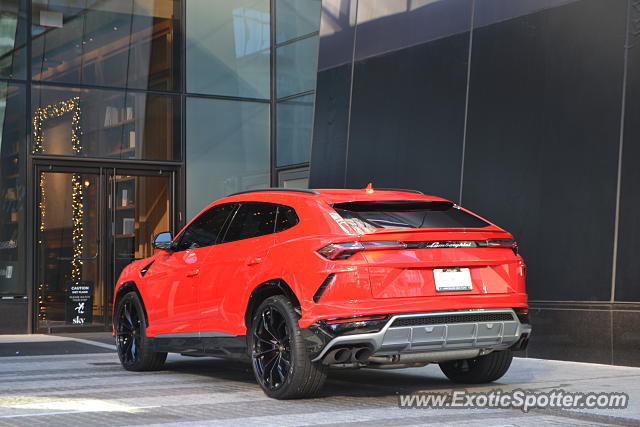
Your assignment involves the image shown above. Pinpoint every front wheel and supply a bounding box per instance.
[439,350,513,384]
[250,295,327,399]
[115,291,167,371]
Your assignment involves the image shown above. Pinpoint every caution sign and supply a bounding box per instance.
[66,281,93,325]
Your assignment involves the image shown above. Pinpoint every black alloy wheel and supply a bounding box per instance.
[115,291,167,371]
[250,295,327,399]
[252,305,291,390]
[116,298,141,365]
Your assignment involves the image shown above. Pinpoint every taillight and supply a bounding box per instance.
[317,241,407,260]
[480,239,518,254]
[317,238,518,260]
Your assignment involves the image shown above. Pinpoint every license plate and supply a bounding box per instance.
[433,268,473,292]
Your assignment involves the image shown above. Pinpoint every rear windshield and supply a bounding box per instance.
[332,200,489,231]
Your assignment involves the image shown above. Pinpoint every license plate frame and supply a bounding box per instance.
[433,267,473,292]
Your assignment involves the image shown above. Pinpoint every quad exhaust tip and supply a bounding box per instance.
[322,346,373,365]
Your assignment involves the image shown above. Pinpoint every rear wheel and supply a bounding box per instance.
[439,350,513,383]
[115,291,167,371]
[250,295,327,399]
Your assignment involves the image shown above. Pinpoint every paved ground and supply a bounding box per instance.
[0,335,638,426]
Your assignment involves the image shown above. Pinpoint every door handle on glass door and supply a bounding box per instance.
[247,257,263,266]
[186,269,200,277]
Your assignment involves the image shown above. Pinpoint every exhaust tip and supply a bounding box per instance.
[333,348,351,363]
[323,347,352,364]
[352,347,373,362]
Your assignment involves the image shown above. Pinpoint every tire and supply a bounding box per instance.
[115,291,167,371]
[249,295,328,399]
[439,350,513,384]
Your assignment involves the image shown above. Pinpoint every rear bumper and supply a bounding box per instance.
[298,293,528,328]
[306,308,531,363]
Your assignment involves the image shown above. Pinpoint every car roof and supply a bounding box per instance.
[224,187,452,205]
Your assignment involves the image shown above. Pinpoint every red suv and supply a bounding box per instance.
[113,187,531,399]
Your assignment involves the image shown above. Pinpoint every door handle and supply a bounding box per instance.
[247,257,263,266]
[186,269,200,277]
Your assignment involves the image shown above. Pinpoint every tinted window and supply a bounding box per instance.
[333,201,489,231]
[223,202,277,243]
[276,205,300,232]
[175,203,237,251]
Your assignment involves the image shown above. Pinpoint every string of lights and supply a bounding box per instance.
[70,173,85,287]
[33,97,84,321]
[32,96,82,154]
[38,172,46,232]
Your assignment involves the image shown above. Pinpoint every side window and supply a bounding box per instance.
[174,203,237,251]
[222,202,277,243]
[275,205,299,232]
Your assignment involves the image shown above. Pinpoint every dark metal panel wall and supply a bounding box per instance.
[463,0,626,301]
[345,33,469,200]
[615,1,640,302]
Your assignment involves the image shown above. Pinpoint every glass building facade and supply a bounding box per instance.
[0,0,320,333]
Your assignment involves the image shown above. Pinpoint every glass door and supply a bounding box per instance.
[106,170,173,316]
[36,165,174,332]
[36,168,102,329]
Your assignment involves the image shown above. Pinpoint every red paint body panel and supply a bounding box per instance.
[113,189,528,337]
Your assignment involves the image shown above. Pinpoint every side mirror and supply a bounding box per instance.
[152,232,174,250]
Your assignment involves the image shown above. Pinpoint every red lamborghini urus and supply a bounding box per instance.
[113,187,531,399]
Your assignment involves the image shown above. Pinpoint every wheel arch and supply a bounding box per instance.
[114,281,150,327]
[244,279,301,330]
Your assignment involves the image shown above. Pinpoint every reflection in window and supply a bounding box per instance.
[186,97,270,219]
[233,8,270,58]
[0,82,26,295]
[0,0,27,79]
[32,85,179,160]
[277,94,314,166]
[112,174,171,284]
[277,35,319,98]
[31,0,180,91]
[276,0,321,43]
[187,0,270,99]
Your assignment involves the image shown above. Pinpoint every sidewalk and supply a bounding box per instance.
[0,335,638,426]
[0,333,114,357]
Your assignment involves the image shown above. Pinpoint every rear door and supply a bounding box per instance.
[198,202,278,334]
[332,201,522,299]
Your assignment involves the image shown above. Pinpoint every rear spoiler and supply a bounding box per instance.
[332,200,454,212]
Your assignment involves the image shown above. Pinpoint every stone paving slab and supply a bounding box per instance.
[0,349,638,426]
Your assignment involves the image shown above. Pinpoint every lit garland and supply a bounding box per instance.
[32,96,82,154]
[38,171,46,232]
[37,282,48,321]
[32,97,85,318]
[70,174,85,286]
